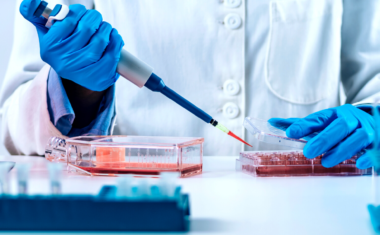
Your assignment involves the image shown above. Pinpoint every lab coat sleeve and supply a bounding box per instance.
[0,0,95,155]
[2,65,65,155]
[341,0,380,105]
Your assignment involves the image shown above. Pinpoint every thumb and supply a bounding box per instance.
[20,0,48,35]
[268,118,299,132]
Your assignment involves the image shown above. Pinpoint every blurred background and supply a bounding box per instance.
[0,0,16,83]
[0,0,16,155]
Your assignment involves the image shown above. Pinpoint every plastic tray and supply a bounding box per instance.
[243,117,318,149]
[0,185,189,231]
[236,150,371,177]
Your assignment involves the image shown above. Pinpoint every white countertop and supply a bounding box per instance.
[0,155,376,235]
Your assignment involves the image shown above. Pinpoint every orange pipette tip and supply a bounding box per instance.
[213,121,253,147]
[227,131,252,147]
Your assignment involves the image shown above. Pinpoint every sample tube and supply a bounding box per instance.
[0,162,14,195]
[138,178,150,197]
[47,163,63,195]
[160,172,180,198]
[16,163,31,195]
[116,175,133,198]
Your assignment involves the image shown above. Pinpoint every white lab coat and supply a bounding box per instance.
[2,0,380,156]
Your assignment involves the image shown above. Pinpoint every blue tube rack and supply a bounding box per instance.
[0,185,190,231]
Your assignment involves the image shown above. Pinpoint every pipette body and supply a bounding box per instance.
[32,1,251,147]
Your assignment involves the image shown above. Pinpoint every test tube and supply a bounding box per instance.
[47,163,63,195]
[16,163,31,195]
[0,162,14,195]
[160,172,180,198]
[116,175,133,198]
[138,178,150,197]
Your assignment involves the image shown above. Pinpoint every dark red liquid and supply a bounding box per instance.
[242,164,370,176]
[240,151,371,177]
[70,163,203,178]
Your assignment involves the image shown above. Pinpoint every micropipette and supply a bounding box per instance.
[31,1,252,147]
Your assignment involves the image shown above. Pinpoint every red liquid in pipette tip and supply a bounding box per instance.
[228,131,252,147]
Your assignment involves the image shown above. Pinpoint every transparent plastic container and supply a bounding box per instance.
[236,150,371,177]
[244,117,318,149]
[45,136,203,178]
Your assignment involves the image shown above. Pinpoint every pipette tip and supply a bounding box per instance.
[211,120,252,147]
[227,130,253,147]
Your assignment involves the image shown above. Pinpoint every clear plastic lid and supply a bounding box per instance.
[243,117,317,149]
[45,135,204,178]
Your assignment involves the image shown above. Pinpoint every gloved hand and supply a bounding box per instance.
[20,0,124,91]
[268,104,375,169]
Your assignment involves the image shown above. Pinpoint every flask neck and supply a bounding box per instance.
[45,137,67,163]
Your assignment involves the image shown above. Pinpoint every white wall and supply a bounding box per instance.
[0,0,16,155]
[0,0,16,83]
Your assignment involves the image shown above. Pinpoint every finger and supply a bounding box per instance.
[286,109,336,139]
[66,22,112,66]
[92,28,124,90]
[46,4,87,43]
[321,128,373,167]
[70,28,124,91]
[268,118,299,131]
[356,153,373,169]
[20,0,48,34]
[61,9,103,50]
[303,116,359,158]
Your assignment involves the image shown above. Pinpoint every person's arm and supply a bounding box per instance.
[0,0,95,108]
[341,0,380,105]
[47,68,116,137]
[61,78,106,129]
[267,1,380,169]
[0,0,95,155]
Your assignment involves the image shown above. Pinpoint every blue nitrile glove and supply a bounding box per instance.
[268,104,375,169]
[20,0,124,91]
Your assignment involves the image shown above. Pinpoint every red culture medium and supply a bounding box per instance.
[237,150,372,177]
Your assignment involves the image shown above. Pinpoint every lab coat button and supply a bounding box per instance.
[224,13,242,30]
[223,102,240,119]
[224,0,242,8]
[223,79,240,96]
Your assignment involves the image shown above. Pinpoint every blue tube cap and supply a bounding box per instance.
[33,1,48,17]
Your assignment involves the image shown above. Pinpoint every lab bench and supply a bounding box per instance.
[0,155,374,235]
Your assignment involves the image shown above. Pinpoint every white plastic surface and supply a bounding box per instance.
[117,49,153,88]
[0,155,374,235]
[45,5,69,28]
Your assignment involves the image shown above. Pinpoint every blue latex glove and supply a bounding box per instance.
[268,104,375,169]
[20,0,124,91]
